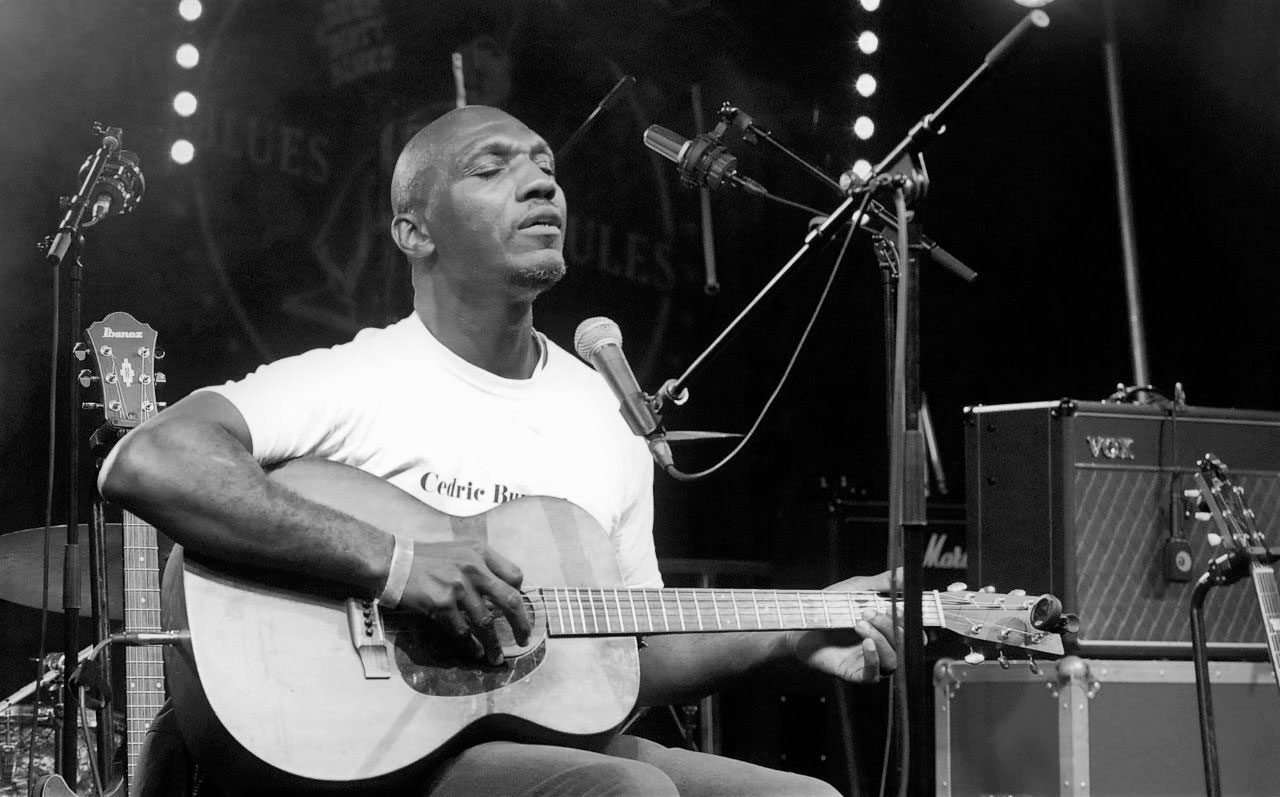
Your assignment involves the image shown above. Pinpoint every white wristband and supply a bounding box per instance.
[377,535,414,609]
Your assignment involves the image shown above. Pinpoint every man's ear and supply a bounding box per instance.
[391,210,435,260]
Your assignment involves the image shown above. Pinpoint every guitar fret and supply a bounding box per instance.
[693,590,703,631]
[627,590,639,633]
[553,589,569,634]
[821,593,831,628]
[580,588,593,633]
[712,591,723,630]
[675,590,686,632]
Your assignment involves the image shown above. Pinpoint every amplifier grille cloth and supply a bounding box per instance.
[1074,469,1280,644]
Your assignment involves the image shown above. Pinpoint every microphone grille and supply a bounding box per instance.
[574,316,622,362]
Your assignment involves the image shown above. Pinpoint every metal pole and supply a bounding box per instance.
[1102,0,1151,387]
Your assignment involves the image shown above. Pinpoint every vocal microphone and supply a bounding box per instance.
[642,125,767,197]
[573,317,674,470]
[81,149,145,226]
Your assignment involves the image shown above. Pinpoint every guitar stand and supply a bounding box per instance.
[1189,546,1280,797]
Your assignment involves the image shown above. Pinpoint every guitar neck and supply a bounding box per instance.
[1249,562,1280,687]
[122,509,165,788]
[536,588,943,636]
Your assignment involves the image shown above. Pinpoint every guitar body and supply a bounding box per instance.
[162,459,639,789]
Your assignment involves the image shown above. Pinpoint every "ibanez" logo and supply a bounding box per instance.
[1086,435,1135,460]
[102,327,143,339]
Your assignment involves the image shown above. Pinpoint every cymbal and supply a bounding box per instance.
[0,524,164,621]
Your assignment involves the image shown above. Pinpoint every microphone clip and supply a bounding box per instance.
[678,133,738,192]
[716,102,765,145]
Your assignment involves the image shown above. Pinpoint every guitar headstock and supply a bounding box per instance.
[82,311,163,430]
[1195,453,1264,552]
[935,585,1068,663]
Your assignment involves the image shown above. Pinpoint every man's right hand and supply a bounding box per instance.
[398,539,531,663]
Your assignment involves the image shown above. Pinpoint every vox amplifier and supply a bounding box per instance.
[964,399,1280,658]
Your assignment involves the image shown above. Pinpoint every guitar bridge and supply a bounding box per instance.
[345,598,391,679]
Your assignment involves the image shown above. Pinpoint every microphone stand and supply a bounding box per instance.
[39,122,125,789]
[651,11,1049,795]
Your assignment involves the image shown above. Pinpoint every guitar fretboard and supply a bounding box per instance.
[123,510,165,787]
[1250,563,1280,681]
[534,588,945,636]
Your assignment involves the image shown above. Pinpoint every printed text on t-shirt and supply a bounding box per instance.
[420,471,527,504]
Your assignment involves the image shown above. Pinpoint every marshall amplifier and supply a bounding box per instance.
[964,399,1280,658]
[773,491,967,592]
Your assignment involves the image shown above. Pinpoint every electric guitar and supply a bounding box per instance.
[1195,454,1280,690]
[162,458,1065,789]
[84,311,167,794]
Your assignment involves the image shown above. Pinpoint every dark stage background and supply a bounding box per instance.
[2,0,1279,786]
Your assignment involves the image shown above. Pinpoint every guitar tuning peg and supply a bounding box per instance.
[1197,512,1214,523]
[980,585,996,593]
[155,372,167,383]
[1026,656,1040,676]
[1008,588,1026,597]
[154,347,165,359]
[946,582,968,593]
[72,342,90,361]
[997,650,1010,669]
[963,648,985,665]
[77,369,98,388]
[1207,532,1222,546]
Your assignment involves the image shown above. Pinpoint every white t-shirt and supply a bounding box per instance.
[201,314,662,589]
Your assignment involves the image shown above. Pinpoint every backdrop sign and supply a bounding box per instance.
[184,0,737,380]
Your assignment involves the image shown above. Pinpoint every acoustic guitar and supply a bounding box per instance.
[162,458,1064,789]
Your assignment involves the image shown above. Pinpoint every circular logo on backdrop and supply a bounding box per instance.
[188,0,705,381]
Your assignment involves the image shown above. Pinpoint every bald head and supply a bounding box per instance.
[390,105,525,216]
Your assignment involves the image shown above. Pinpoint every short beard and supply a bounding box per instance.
[510,260,567,292]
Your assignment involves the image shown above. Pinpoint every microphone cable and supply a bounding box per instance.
[662,188,874,481]
[27,247,62,791]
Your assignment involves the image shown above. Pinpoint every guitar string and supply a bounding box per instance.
[529,589,1035,631]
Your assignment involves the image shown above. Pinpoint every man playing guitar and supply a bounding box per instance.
[99,105,899,796]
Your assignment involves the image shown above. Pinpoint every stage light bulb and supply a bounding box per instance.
[857,31,879,55]
[860,0,881,11]
[170,139,195,164]
[851,159,873,179]
[178,0,202,21]
[853,116,875,140]
[173,91,198,117]
[855,74,877,97]
[176,43,200,68]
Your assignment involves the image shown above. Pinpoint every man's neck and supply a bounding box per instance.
[414,289,540,380]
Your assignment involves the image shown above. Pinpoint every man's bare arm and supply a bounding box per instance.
[98,391,394,593]
[637,571,901,706]
[98,391,530,643]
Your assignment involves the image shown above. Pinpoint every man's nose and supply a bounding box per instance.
[515,161,557,202]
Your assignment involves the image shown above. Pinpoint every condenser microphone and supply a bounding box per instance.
[573,317,674,470]
[642,125,767,197]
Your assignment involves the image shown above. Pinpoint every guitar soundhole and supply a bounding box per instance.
[388,596,548,697]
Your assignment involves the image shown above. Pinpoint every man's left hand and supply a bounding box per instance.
[785,568,901,684]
